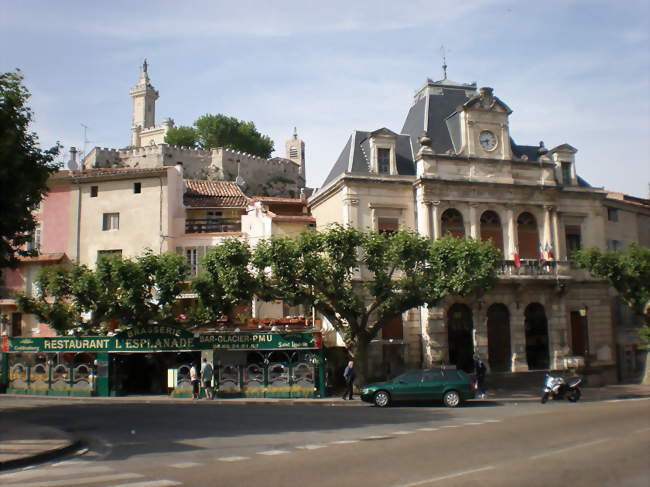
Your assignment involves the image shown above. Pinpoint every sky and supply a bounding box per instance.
[2,0,649,198]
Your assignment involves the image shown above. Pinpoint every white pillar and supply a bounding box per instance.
[506,206,518,259]
[417,198,432,238]
[552,209,561,260]
[469,203,480,240]
[431,201,441,240]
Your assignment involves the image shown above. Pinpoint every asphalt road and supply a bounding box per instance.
[1,397,649,487]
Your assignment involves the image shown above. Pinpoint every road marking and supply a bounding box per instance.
[483,419,502,423]
[605,398,650,403]
[392,466,496,487]
[112,481,182,487]
[416,427,438,432]
[529,438,610,460]
[464,422,483,426]
[391,430,414,435]
[0,472,143,487]
[170,462,201,468]
[257,449,289,456]
[217,456,250,462]
[0,466,113,481]
[633,427,650,434]
[329,440,360,444]
[440,425,460,428]
[296,444,328,450]
[363,435,392,440]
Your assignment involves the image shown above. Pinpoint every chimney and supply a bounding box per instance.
[69,147,78,172]
[175,161,184,178]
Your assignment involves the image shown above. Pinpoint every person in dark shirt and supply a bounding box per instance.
[474,355,487,398]
[342,361,356,400]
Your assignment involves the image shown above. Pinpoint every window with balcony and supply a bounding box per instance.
[102,213,120,231]
[565,225,582,254]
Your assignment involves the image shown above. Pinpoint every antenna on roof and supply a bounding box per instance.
[80,123,94,162]
[440,45,448,80]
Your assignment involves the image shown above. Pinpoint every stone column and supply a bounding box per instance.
[425,305,447,365]
[469,203,480,240]
[552,209,561,261]
[505,205,518,260]
[417,198,432,239]
[431,201,441,241]
[543,205,553,256]
[510,303,529,371]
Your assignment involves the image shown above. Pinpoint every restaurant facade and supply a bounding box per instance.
[0,326,325,398]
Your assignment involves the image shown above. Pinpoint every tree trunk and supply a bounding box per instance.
[352,339,370,387]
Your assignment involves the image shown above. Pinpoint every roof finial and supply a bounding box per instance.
[440,45,448,80]
[293,126,298,139]
[142,58,148,73]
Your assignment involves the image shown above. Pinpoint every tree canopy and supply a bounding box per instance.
[254,225,501,383]
[573,244,650,342]
[16,251,188,335]
[0,70,60,269]
[164,114,274,158]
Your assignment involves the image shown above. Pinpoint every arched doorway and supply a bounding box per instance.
[487,304,511,372]
[480,211,504,256]
[447,303,474,372]
[517,212,539,259]
[524,303,550,369]
[441,208,465,238]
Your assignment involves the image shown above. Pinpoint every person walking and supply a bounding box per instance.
[201,357,214,399]
[342,360,356,400]
[190,362,201,400]
[474,354,487,399]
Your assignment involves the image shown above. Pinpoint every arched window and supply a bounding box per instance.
[517,212,539,260]
[447,303,474,372]
[524,303,550,370]
[441,209,465,238]
[480,210,504,256]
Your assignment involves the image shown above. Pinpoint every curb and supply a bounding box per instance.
[0,439,85,472]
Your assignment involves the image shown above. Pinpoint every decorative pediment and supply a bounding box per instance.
[550,143,578,154]
[370,127,398,138]
[462,87,512,114]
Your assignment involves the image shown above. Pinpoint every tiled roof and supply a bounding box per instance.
[250,196,306,204]
[184,180,248,208]
[270,215,316,224]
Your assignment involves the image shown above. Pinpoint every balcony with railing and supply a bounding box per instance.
[185,218,241,234]
[497,260,573,278]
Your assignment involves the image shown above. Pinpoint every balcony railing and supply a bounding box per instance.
[185,218,241,234]
[497,260,572,277]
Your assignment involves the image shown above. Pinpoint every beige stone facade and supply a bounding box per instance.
[310,77,649,383]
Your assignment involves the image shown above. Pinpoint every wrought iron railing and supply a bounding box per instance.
[497,260,572,277]
[185,218,241,234]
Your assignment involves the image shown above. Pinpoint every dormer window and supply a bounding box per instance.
[378,148,390,174]
[562,162,572,185]
[369,129,398,175]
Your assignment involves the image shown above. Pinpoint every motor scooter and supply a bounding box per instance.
[541,373,582,403]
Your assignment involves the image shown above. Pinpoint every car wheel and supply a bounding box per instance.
[373,390,391,407]
[443,390,461,408]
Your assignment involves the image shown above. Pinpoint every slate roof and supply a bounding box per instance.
[320,78,589,189]
[184,180,248,208]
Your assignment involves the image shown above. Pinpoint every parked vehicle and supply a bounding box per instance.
[360,368,475,408]
[541,373,582,403]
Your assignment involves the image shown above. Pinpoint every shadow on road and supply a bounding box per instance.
[0,400,456,461]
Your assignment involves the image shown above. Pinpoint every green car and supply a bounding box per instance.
[360,369,475,408]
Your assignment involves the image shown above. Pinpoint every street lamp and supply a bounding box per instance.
[579,305,590,374]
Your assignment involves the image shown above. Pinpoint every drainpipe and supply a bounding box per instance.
[70,147,82,264]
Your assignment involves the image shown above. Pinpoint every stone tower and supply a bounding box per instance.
[285,127,306,179]
[130,59,159,147]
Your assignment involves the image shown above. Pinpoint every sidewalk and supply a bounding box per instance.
[1,384,648,472]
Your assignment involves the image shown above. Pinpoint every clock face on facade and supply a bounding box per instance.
[479,130,498,151]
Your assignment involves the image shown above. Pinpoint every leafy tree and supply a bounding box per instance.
[191,239,258,325]
[164,125,199,148]
[16,251,188,334]
[164,114,274,158]
[573,244,650,343]
[254,226,501,384]
[0,70,60,269]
